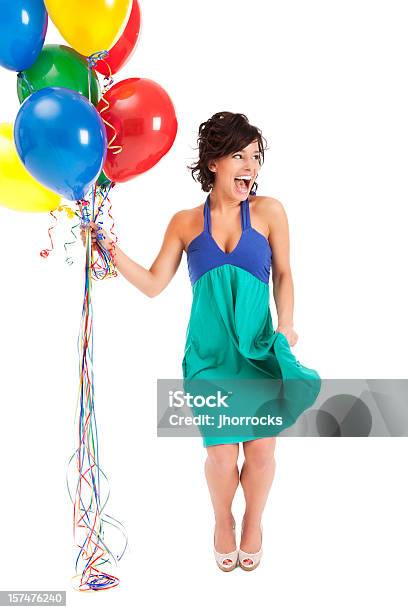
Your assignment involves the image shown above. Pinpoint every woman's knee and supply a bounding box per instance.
[243,438,276,470]
[206,444,239,471]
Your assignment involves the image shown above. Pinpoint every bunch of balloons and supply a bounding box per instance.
[0,0,178,594]
[0,0,178,261]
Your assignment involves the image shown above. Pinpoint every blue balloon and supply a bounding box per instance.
[14,87,108,201]
[0,0,47,72]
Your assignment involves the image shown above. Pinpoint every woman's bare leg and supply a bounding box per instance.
[239,438,277,562]
[204,443,240,553]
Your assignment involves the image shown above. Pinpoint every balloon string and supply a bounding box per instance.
[66,213,125,592]
[77,195,118,281]
[81,55,119,274]
[39,209,58,258]
[40,205,88,265]
[95,188,118,267]
[64,219,81,266]
[16,71,33,94]
[87,63,91,102]
[95,56,122,156]
[94,181,118,265]
[95,183,119,272]
[60,205,81,265]
[86,50,109,102]
[106,194,118,253]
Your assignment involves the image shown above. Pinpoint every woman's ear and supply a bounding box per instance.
[208,160,216,173]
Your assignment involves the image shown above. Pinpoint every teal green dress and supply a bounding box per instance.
[182,194,321,447]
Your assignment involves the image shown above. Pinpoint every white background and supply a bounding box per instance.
[0,0,407,609]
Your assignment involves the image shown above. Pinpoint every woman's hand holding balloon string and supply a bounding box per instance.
[80,220,114,252]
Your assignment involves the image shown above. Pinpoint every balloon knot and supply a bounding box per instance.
[87,50,109,68]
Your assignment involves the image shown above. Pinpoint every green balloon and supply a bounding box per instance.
[16,44,101,107]
[97,170,111,188]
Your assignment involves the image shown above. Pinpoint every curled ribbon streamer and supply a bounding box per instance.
[106,195,118,262]
[39,209,59,258]
[94,179,114,214]
[94,183,119,267]
[63,219,81,266]
[88,53,123,157]
[69,64,122,587]
[67,208,126,591]
[91,182,119,277]
[86,50,108,102]
[60,205,82,266]
[39,191,83,265]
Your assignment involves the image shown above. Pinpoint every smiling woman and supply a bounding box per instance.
[183,111,321,571]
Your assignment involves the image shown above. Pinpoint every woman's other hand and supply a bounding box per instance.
[276,324,298,347]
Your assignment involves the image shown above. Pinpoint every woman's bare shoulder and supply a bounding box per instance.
[169,201,205,250]
[250,194,285,215]
[249,195,287,237]
[171,201,204,228]
[174,200,204,216]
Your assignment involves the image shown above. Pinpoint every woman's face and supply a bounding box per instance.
[209,139,261,199]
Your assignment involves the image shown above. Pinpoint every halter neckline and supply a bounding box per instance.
[187,193,272,284]
[204,194,251,239]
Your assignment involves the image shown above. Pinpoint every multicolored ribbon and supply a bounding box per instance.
[66,212,127,590]
[64,54,126,592]
[87,51,123,157]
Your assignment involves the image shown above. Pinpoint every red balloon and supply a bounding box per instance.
[94,0,141,76]
[97,77,178,182]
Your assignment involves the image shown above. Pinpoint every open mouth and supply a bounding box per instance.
[234,177,251,193]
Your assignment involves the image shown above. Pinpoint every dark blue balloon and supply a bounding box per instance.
[14,87,108,201]
[0,0,47,72]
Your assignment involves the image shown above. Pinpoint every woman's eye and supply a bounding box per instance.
[233,154,260,160]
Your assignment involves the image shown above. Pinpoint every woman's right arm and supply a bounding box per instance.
[80,211,186,298]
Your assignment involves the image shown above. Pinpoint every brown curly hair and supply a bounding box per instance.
[187,111,268,193]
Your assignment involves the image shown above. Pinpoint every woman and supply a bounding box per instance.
[81,111,320,573]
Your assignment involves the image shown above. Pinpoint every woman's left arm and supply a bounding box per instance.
[265,198,299,347]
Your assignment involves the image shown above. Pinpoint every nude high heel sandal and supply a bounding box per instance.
[213,519,238,572]
[239,519,263,571]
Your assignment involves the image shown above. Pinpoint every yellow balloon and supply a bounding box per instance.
[0,124,61,213]
[44,0,132,57]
